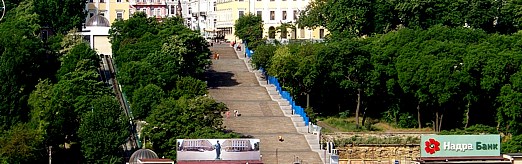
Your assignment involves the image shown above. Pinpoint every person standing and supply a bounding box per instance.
[215,140,222,160]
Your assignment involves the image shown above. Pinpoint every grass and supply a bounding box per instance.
[318,117,433,133]
[333,135,421,147]
[321,117,382,132]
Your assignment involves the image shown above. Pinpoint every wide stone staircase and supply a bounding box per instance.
[207,43,325,164]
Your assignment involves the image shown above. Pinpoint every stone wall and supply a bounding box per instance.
[323,132,433,161]
[339,144,420,161]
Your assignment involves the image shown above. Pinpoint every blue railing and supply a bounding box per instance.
[247,44,309,126]
[267,76,310,126]
[246,47,253,58]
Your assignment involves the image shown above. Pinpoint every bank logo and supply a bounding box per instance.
[424,138,441,154]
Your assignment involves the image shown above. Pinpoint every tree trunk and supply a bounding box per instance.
[361,106,367,126]
[438,112,444,132]
[355,88,361,128]
[464,100,470,128]
[417,102,422,129]
[306,93,310,109]
[435,111,439,132]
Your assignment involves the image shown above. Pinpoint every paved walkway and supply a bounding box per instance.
[208,43,324,164]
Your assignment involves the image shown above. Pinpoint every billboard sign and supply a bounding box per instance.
[176,139,260,161]
[420,135,500,157]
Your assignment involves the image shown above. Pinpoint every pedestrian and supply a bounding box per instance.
[215,140,221,160]
[216,53,220,60]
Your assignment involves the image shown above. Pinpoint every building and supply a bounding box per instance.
[86,0,130,25]
[127,0,190,21]
[186,0,217,38]
[129,0,168,20]
[215,0,327,42]
[128,149,174,164]
[80,15,112,56]
[167,0,189,18]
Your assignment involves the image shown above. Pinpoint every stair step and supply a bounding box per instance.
[278,101,290,106]
[209,46,324,164]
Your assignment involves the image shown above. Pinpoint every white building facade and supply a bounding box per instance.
[186,0,217,38]
[216,0,327,42]
[129,0,191,20]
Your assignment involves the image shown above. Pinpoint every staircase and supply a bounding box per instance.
[208,43,324,164]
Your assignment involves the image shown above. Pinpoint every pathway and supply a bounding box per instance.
[207,43,324,164]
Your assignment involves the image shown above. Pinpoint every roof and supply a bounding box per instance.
[129,149,159,164]
[138,158,174,163]
[417,156,510,163]
[86,15,110,27]
[505,153,522,157]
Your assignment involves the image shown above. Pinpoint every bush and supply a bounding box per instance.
[397,113,417,128]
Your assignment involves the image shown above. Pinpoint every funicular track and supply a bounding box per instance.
[98,55,140,151]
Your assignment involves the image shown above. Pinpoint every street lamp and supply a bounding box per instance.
[0,0,5,22]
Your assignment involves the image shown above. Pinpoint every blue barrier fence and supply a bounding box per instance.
[246,47,253,58]
[248,46,310,126]
[267,76,310,126]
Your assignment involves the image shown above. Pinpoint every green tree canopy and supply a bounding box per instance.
[78,95,129,163]
[234,14,263,49]
[143,96,236,159]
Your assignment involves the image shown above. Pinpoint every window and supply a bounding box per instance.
[99,0,104,3]
[213,2,216,11]
[270,11,275,20]
[293,10,297,20]
[170,5,175,14]
[282,11,287,20]
[117,0,122,2]
[117,11,123,20]
[239,0,244,2]
[257,0,261,1]
[319,29,325,39]
[100,11,106,16]
[239,11,244,18]
[89,12,95,18]
[270,0,274,2]
[300,28,305,38]
[89,0,93,3]
[257,11,262,17]
[151,7,156,16]
[156,8,161,16]
[189,7,192,14]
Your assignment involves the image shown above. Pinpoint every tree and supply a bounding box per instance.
[251,44,277,71]
[33,0,87,34]
[131,84,165,120]
[110,12,211,99]
[0,123,46,163]
[78,95,129,163]
[275,23,296,39]
[497,72,522,135]
[143,96,236,159]
[0,0,50,131]
[57,42,99,81]
[298,0,399,37]
[502,135,522,153]
[322,39,373,128]
[234,14,263,49]
[170,76,208,99]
